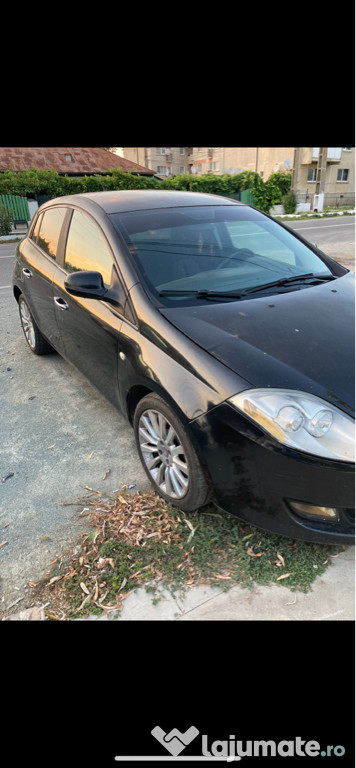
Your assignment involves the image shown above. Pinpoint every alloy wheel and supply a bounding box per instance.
[20,299,36,350]
[138,408,189,499]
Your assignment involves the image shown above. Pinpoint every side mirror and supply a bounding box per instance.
[64,271,108,299]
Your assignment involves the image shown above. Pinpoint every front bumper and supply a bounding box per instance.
[190,403,355,544]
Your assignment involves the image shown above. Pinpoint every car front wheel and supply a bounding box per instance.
[134,393,210,511]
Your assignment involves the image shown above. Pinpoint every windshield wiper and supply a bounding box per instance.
[242,273,336,295]
[159,274,336,300]
[159,289,246,299]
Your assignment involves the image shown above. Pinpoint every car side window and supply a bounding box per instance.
[64,209,114,288]
[30,212,43,243]
[36,207,67,260]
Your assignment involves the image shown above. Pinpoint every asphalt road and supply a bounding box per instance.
[287,216,355,271]
[0,218,354,617]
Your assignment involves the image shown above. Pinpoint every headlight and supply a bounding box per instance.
[229,389,355,463]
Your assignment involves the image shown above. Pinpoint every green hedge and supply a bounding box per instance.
[161,170,291,212]
[0,168,291,213]
[0,168,161,198]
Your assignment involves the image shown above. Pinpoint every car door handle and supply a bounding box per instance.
[22,268,32,278]
[54,297,68,310]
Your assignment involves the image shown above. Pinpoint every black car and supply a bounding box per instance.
[13,190,355,543]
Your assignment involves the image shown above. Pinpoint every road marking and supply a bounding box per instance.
[292,223,355,231]
[0,254,15,259]
[0,285,12,290]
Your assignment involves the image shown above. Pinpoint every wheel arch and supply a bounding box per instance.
[126,384,154,425]
[126,382,191,428]
[13,285,22,303]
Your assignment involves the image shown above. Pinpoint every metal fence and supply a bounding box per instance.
[0,194,31,221]
[216,189,256,205]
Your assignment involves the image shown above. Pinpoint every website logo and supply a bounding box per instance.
[151,726,200,757]
[114,727,346,761]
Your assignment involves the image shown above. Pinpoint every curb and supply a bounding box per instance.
[0,235,26,242]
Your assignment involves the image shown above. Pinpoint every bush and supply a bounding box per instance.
[264,172,292,211]
[0,168,161,199]
[268,172,291,198]
[0,166,292,215]
[0,171,17,196]
[160,173,193,190]
[282,190,297,214]
[0,203,13,235]
[189,173,231,195]
[249,174,269,212]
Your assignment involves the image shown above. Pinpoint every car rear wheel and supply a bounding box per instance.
[134,393,210,511]
[18,295,53,355]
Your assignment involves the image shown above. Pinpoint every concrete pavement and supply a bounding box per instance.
[71,543,353,621]
[6,542,355,620]
[0,285,151,618]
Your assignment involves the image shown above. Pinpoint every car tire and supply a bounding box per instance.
[18,294,53,355]
[134,393,210,511]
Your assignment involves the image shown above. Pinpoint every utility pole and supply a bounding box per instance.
[315,147,327,194]
[291,147,300,194]
[314,147,327,211]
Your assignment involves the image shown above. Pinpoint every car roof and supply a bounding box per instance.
[41,190,244,215]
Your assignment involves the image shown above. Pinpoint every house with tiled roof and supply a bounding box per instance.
[0,147,159,230]
[0,147,156,177]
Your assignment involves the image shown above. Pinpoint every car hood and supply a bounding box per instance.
[160,273,355,416]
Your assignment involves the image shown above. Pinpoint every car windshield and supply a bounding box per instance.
[110,205,334,305]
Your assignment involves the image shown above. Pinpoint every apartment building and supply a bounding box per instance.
[190,147,295,177]
[191,147,355,207]
[123,147,193,178]
[122,147,354,207]
[293,147,355,207]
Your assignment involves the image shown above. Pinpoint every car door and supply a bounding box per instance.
[15,206,69,351]
[52,206,129,409]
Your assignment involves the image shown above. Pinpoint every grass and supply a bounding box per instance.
[28,489,344,620]
[274,209,355,222]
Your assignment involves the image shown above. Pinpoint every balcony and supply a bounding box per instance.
[301,148,343,164]
[311,148,342,162]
